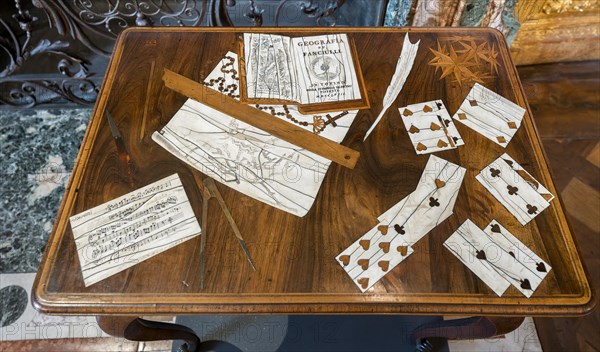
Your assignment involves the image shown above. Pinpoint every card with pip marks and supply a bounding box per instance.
[380,156,465,246]
[452,83,525,147]
[400,100,464,154]
[337,155,465,293]
[336,223,414,293]
[499,153,555,203]
[482,220,552,297]
[476,153,553,225]
[446,219,550,298]
[444,219,512,297]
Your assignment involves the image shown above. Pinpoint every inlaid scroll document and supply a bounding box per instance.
[69,174,201,287]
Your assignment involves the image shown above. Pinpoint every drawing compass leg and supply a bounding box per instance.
[203,178,257,272]
[200,187,211,289]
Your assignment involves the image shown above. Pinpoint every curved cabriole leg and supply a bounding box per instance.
[125,318,201,352]
[96,316,137,337]
[97,316,201,352]
[410,316,525,351]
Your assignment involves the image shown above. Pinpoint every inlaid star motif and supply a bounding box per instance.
[428,38,500,86]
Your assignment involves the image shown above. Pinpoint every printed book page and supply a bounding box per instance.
[290,34,362,104]
[243,33,297,101]
[243,33,362,105]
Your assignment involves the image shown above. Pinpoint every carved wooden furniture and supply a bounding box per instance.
[391,0,600,66]
[511,0,600,65]
[0,0,387,109]
[2,1,598,109]
[32,27,594,350]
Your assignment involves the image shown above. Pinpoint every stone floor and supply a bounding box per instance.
[1,109,89,274]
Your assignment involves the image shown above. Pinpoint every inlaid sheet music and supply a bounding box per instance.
[69,174,201,287]
[243,33,362,105]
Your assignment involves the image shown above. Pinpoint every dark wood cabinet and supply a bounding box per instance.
[0,0,387,109]
[3,1,598,109]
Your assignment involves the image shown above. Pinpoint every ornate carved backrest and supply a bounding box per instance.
[0,0,387,108]
[2,0,597,109]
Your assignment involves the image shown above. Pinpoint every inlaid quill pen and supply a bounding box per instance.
[363,34,420,141]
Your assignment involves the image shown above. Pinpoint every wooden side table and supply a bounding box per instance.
[33,27,593,351]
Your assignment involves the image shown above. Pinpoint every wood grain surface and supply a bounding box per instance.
[32,27,593,317]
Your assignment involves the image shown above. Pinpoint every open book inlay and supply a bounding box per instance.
[241,33,368,113]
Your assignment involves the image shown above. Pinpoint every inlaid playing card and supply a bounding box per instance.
[381,155,466,245]
[337,155,465,293]
[452,83,525,147]
[378,193,410,223]
[444,220,512,297]
[336,223,414,293]
[482,220,551,297]
[476,153,553,225]
[399,100,464,154]
[499,153,555,202]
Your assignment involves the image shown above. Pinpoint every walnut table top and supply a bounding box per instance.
[33,27,593,317]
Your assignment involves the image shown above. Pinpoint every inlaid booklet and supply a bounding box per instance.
[240,33,369,113]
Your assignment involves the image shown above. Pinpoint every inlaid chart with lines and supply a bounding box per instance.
[153,99,338,217]
[153,51,360,217]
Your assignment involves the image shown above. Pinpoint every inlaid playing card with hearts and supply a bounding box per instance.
[337,155,465,293]
[336,223,414,293]
[399,100,464,155]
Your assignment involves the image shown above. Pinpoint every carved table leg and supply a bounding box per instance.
[97,316,201,352]
[410,316,525,351]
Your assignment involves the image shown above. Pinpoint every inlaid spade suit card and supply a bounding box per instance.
[445,219,551,297]
[476,153,554,225]
[452,83,525,147]
[444,219,511,296]
[399,100,464,154]
[482,220,552,297]
[336,155,465,292]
